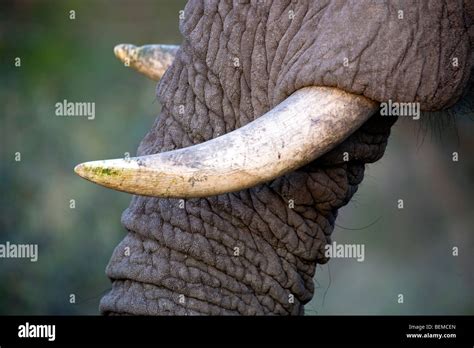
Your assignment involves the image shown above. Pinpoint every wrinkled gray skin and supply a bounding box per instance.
[100,0,473,315]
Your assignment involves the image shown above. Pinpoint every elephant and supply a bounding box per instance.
[75,0,473,315]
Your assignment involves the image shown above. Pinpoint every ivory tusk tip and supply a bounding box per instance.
[113,43,179,80]
[74,162,97,182]
[74,158,144,191]
[74,163,81,173]
[74,162,86,177]
[114,44,136,62]
[74,160,118,184]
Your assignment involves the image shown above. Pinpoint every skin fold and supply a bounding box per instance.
[99,0,473,315]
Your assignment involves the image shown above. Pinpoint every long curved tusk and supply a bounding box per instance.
[114,44,179,80]
[74,87,378,198]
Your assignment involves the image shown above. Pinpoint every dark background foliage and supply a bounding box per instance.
[1,0,473,315]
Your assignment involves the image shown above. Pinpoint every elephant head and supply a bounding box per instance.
[75,0,473,315]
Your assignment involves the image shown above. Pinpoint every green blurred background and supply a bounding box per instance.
[1,0,473,315]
